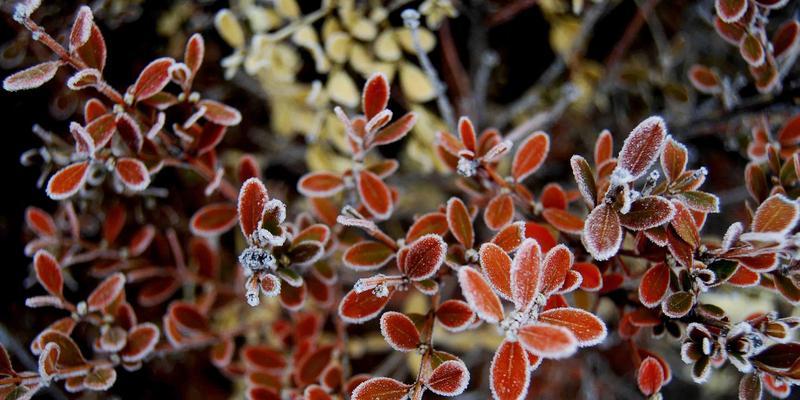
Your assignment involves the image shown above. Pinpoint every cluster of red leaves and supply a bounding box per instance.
[7,2,800,400]
[689,0,799,95]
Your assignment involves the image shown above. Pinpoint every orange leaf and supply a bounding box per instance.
[490,340,530,400]
[46,161,90,200]
[458,267,504,323]
[512,131,549,181]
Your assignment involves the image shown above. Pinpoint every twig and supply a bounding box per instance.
[504,84,580,143]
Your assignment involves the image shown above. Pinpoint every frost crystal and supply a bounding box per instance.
[238,246,277,272]
[457,157,478,177]
[251,228,285,247]
[610,168,633,187]
[373,284,390,298]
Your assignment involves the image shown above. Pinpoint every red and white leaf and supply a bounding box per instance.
[69,6,93,51]
[339,287,394,324]
[447,197,474,249]
[435,300,476,332]
[132,57,174,101]
[343,241,395,271]
[518,322,578,359]
[379,312,420,352]
[351,377,411,400]
[582,203,622,261]
[363,73,390,120]
[484,193,514,230]
[661,137,688,181]
[458,117,478,153]
[371,112,417,147]
[619,196,676,231]
[46,161,90,200]
[538,307,607,347]
[184,33,204,76]
[3,61,61,92]
[405,212,448,243]
[479,243,513,300]
[639,263,670,308]
[458,267,504,323]
[199,99,242,126]
[539,244,573,295]
[542,208,584,235]
[638,357,665,396]
[298,172,344,198]
[115,158,150,191]
[511,239,542,312]
[401,234,446,280]
[115,112,143,153]
[490,340,530,400]
[688,65,721,95]
[740,34,766,67]
[120,323,159,363]
[512,131,549,181]
[87,272,125,312]
[238,178,268,239]
[570,155,597,207]
[616,116,667,181]
[752,194,799,234]
[34,250,63,297]
[25,207,57,238]
[427,360,469,396]
[190,203,238,237]
[716,0,748,23]
[357,170,393,220]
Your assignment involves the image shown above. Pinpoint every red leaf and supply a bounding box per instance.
[512,131,549,181]
[379,312,420,352]
[458,117,477,153]
[492,222,524,252]
[619,196,676,231]
[370,112,417,147]
[3,60,61,91]
[524,222,556,253]
[540,245,573,295]
[542,208,584,235]
[351,377,411,400]
[570,155,597,207]
[87,272,125,312]
[115,112,143,153]
[616,116,667,181]
[343,241,395,271]
[339,287,394,324]
[436,300,476,332]
[115,158,150,191]
[752,194,799,234]
[427,360,469,396]
[490,340,530,400]
[85,113,116,150]
[69,6,93,51]
[170,301,210,335]
[688,65,721,95]
[583,203,622,261]
[538,307,607,347]
[120,323,159,363]
[594,129,613,165]
[34,250,63,297]
[447,197,474,249]
[25,207,57,238]
[572,262,603,291]
[305,385,332,400]
[774,20,800,60]
[484,193,514,230]
[184,33,204,76]
[46,161,90,200]
[132,57,174,101]
[363,73,390,120]
[479,243,513,300]
[405,212,448,243]
[298,172,345,198]
[458,267,504,323]
[639,263,670,308]
[196,123,226,155]
[401,234,446,280]
[716,0,748,23]
[199,99,242,126]
[518,322,578,359]
[190,203,238,237]
[638,357,664,395]
[660,137,688,181]
[238,178,269,239]
[357,170,393,220]
[670,200,700,247]
[238,154,261,183]
[75,24,107,72]
[740,34,765,67]
[511,239,542,312]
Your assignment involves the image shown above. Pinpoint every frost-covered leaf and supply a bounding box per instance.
[406,212,448,243]
[447,197,474,249]
[716,0,748,23]
[132,57,173,101]
[238,178,268,239]
[479,243,513,300]
[582,203,622,261]
[87,272,125,312]
[34,250,62,297]
[638,357,665,396]
[540,245,573,295]
[458,267,503,323]
[190,203,237,237]
[542,208,584,235]
[426,360,469,396]
[512,132,549,182]
[538,307,607,347]
[435,300,475,332]
[616,116,667,181]
[69,6,93,52]
[3,61,61,92]
[518,322,578,359]
[297,172,344,198]
[199,99,242,126]
[401,234,446,281]
[46,161,90,200]
[490,340,530,400]
[363,72,389,120]
[571,155,596,207]
[618,196,676,231]
[339,287,394,324]
[357,170,393,220]
[511,239,542,312]
[344,241,395,271]
[351,377,410,400]
[639,263,670,308]
[379,312,420,352]
[688,65,721,94]
[484,193,514,230]
[115,158,150,191]
[751,194,799,234]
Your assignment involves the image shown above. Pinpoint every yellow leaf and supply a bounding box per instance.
[374,30,401,62]
[549,17,581,59]
[327,69,359,108]
[348,43,374,75]
[243,6,281,33]
[349,18,378,41]
[397,27,436,54]
[399,62,436,103]
[325,31,351,64]
[214,9,245,48]
[275,0,300,19]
